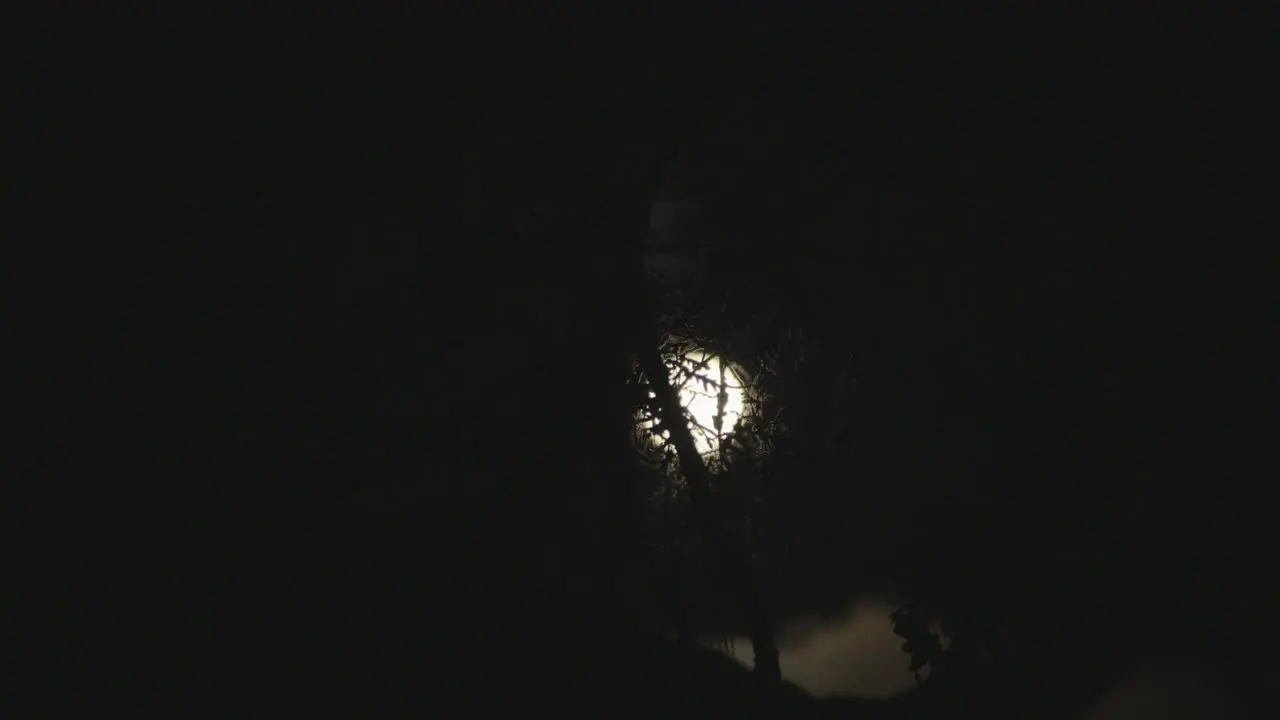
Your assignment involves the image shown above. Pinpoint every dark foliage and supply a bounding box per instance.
[11,9,1276,718]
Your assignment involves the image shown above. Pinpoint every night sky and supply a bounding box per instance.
[10,10,1277,718]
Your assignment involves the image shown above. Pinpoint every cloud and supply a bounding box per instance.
[1081,662,1231,720]
[719,595,921,698]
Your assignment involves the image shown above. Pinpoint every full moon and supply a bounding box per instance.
[644,351,747,457]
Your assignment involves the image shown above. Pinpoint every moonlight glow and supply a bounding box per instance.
[643,351,747,457]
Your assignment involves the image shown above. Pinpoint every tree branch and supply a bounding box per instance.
[632,321,781,684]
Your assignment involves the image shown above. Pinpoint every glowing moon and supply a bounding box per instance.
[645,351,747,456]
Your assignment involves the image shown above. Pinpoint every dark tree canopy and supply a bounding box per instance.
[10,9,1277,718]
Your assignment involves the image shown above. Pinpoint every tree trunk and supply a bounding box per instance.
[631,315,781,684]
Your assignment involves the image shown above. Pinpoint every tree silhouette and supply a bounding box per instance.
[629,327,783,682]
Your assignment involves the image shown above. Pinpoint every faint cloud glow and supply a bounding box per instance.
[716,596,927,699]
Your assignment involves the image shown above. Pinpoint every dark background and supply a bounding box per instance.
[9,9,1277,718]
